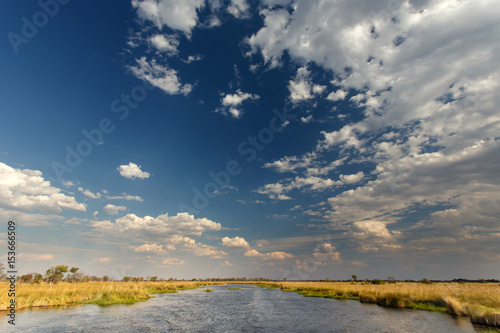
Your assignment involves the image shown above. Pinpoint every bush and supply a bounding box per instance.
[371,279,386,285]
[420,278,433,284]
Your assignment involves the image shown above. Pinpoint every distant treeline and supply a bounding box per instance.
[1,263,497,284]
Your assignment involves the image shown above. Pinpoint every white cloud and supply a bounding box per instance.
[149,34,179,55]
[227,0,250,18]
[161,258,185,266]
[78,187,101,199]
[221,236,250,249]
[340,171,364,184]
[103,204,127,215]
[0,208,62,227]
[166,234,228,259]
[350,221,394,240]
[221,260,233,266]
[62,181,75,187]
[182,54,204,63]
[216,89,260,118]
[131,243,169,255]
[244,249,293,260]
[92,212,222,239]
[131,0,205,36]
[288,67,325,102]
[247,2,500,262]
[117,162,151,180]
[301,115,313,123]
[106,193,143,201]
[263,154,345,176]
[327,89,348,102]
[257,172,365,199]
[0,162,86,213]
[129,57,192,95]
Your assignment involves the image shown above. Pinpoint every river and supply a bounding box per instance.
[3,284,495,332]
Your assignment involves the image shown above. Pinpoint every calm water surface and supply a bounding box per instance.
[3,285,495,332]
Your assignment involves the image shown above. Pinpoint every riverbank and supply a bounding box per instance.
[1,281,498,328]
[0,281,226,310]
[248,281,500,328]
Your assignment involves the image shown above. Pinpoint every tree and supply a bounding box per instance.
[150,276,158,282]
[19,273,34,283]
[69,267,79,283]
[45,265,69,284]
[33,273,43,284]
[352,275,358,282]
[102,275,110,282]
[420,278,433,284]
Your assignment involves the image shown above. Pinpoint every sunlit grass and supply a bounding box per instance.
[1,281,498,327]
[247,281,500,327]
[0,281,225,310]
[201,288,214,292]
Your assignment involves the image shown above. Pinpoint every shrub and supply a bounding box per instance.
[371,279,386,285]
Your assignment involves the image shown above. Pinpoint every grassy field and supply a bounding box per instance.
[0,281,226,309]
[1,280,499,328]
[247,281,500,328]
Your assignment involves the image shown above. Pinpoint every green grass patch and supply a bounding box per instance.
[296,290,359,300]
[78,292,150,305]
[405,302,447,312]
[201,289,214,292]
[251,283,280,289]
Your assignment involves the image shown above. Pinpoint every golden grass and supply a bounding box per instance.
[0,281,226,310]
[245,281,500,328]
[1,281,499,327]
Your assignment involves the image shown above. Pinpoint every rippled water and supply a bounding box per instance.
[3,285,494,332]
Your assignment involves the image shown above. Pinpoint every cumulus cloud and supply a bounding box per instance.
[149,34,179,55]
[117,162,151,180]
[221,236,250,249]
[181,54,204,63]
[250,0,500,260]
[350,221,394,240]
[129,57,192,95]
[326,89,348,102]
[167,234,228,258]
[0,162,86,213]
[216,89,260,118]
[132,0,206,36]
[244,249,293,260]
[131,243,170,255]
[78,187,101,199]
[92,212,222,239]
[263,154,345,176]
[257,172,365,199]
[288,66,326,102]
[103,204,127,215]
[227,0,250,18]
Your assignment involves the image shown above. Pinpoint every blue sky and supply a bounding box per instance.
[1,0,499,280]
